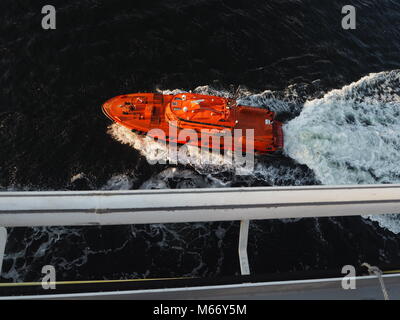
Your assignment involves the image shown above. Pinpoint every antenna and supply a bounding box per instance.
[227,85,241,125]
[227,84,241,109]
[233,85,241,102]
[228,84,241,102]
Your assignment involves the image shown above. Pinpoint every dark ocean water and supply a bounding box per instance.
[1,0,400,282]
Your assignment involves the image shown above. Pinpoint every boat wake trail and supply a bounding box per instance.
[284,70,400,233]
[107,123,236,176]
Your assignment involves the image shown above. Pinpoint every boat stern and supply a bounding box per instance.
[272,120,284,151]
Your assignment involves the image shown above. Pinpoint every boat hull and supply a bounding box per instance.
[102,93,284,154]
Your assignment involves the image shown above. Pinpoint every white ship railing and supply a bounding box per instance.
[0,184,400,275]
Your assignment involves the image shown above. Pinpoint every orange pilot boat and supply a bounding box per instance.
[102,93,284,154]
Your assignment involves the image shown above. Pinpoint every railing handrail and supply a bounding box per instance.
[0,184,399,227]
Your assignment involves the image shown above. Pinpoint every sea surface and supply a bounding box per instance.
[1,0,400,282]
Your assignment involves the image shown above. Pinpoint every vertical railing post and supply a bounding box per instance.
[238,220,250,275]
[0,227,7,275]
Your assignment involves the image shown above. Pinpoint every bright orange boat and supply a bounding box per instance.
[102,93,284,154]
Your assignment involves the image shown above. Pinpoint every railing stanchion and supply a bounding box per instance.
[0,227,7,275]
[239,220,250,275]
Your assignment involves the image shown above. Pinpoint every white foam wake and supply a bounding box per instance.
[107,123,237,175]
[284,70,400,233]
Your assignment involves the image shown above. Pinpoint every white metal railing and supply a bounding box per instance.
[0,184,400,276]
